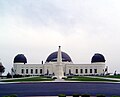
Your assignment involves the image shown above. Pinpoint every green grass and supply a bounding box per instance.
[103,75,120,79]
[1,76,54,82]
[2,75,120,82]
[65,76,119,82]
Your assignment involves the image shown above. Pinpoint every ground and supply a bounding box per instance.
[1,75,120,97]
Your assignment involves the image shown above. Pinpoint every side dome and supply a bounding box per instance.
[14,54,27,64]
[91,53,105,63]
[46,51,72,62]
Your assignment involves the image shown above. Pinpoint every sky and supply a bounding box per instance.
[0,0,120,75]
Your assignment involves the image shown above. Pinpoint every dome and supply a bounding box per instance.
[14,54,27,64]
[91,53,105,63]
[46,51,72,62]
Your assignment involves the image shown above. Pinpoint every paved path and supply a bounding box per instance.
[0,82,120,97]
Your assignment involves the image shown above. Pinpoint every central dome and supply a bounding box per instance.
[46,51,72,62]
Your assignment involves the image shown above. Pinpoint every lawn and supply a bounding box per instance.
[103,75,120,79]
[65,76,119,82]
[1,76,54,82]
[1,75,120,82]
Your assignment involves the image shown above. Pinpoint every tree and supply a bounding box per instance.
[0,62,5,76]
[7,72,12,78]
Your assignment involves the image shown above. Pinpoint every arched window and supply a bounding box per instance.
[21,69,24,74]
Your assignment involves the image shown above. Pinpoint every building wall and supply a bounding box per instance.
[13,63,43,75]
[65,63,105,75]
[13,62,105,76]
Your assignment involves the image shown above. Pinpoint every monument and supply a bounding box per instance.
[55,46,64,79]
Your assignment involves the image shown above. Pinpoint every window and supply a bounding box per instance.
[26,69,28,74]
[94,69,97,73]
[21,69,24,74]
[40,69,42,74]
[31,69,33,74]
[35,69,38,74]
[90,69,92,73]
[76,69,78,74]
[69,69,71,74]
[85,69,87,73]
[80,69,83,73]
[47,69,49,75]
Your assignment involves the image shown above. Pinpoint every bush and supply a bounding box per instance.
[24,75,30,77]
[67,76,72,78]
[9,94,17,97]
[81,94,90,97]
[46,76,51,78]
[62,77,66,79]
[96,94,106,97]
[72,93,80,97]
[58,94,66,97]
[2,94,17,97]
[7,72,12,78]
[2,96,9,97]
[52,77,57,79]
[13,74,22,78]
[111,96,120,97]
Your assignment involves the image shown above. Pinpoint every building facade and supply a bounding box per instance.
[13,46,106,79]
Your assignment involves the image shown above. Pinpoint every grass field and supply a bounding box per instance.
[1,75,120,82]
[65,76,119,82]
[1,76,54,82]
[102,75,120,79]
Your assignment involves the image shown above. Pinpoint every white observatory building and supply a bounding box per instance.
[13,46,106,79]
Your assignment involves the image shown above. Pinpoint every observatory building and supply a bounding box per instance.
[13,46,106,79]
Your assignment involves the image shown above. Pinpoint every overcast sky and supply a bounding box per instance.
[1,0,120,75]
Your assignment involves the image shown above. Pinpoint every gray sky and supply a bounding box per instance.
[0,0,120,75]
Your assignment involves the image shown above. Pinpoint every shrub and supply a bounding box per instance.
[2,94,17,97]
[58,94,66,97]
[52,77,57,79]
[67,76,72,78]
[24,75,30,77]
[2,96,9,97]
[62,77,66,79]
[7,72,12,78]
[81,94,90,97]
[72,93,80,97]
[9,94,17,97]
[47,76,51,78]
[96,94,106,97]
[13,74,22,78]
[111,96,120,97]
